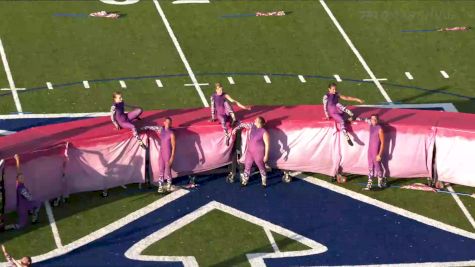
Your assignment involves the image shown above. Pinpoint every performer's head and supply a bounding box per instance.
[163,117,172,129]
[215,83,223,95]
[328,83,337,94]
[112,91,123,103]
[16,173,25,183]
[255,116,266,128]
[370,114,379,126]
[20,256,32,267]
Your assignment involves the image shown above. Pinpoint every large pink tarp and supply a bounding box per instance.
[1,105,475,212]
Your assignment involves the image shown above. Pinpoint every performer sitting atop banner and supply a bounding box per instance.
[4,155,40,230]
[323,83,364,146]
[233,116,270,187]
[110,91,146,149]
[2,244,32,267]
[210,83,250,146]
[358,115,386,190]
[142,117,176,193]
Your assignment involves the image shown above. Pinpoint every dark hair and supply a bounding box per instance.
[370,114,379,121]
[328,83,337,89]
[257,116,266,125]
[25,256,32,266]
[112,91,122,100]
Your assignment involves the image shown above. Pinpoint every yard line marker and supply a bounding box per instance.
[333,74,342,82]
[264,75,271,84]
[363,78,387,81]
[172,0,209,4]
[320,0,393,103]
[0,37,23,113]
[83,80,90,89]
[440,70,450,79]
[155,79,163,88]
[1,88,25,91]
[227,76,235,85]
[152,0,209,107]
[184,83,209,87]
[447,185,475,230]
[298,75,306,83]
[45,201,63,248]
[263,227,280,252]
[405,72,414,80]
[46,82,53,90]
[119,80,127,88]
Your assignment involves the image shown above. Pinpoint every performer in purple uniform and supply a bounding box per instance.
[142,117,176,193]
[323,83,364,146]
[4,155,40,231]
[210,83,250,146]
[2,244,32,267]
[110,91,146,149]
[360,114,386,190]
[233,116,270,187]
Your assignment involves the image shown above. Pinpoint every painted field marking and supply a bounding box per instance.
[46,82,53,90]
[333,74,342,82]
[264,75,271,84]
[83,81,90,89]
[447,185,475,230]
[1,88,25,91]
[45,201,63,249]
[405,72,414,80]
[264,227,280,252]
[0,37,23,113]
[155,79,163,88]
[298,75,306,83]
[184,83,209,87]
[172,0,209,4]
[227,76,235,85]
[152,0,209,107]
[440,70,450,79]
[119,80,127,88]
[363,78,387,81]
[320,0,393,103]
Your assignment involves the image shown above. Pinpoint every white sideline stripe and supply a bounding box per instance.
[363,78,387,81]
[46,82,53,90]
[294,173,475,240]
[45,201,63,248]
[172,0,209,4]
[155,79,163,88]
[333,74,342,82]
[440,70,450,79]
[320,0,393,103]
[82,80,90,89]
[152,0,209,107]
[227,76,235,85]
[24,190,189,264]
[264,75,271,84]
[298,75,306,83]
[264,227,280,252]
[405,71,414,80]
[447,186,475,230]
[0,112,109,119]
[184,83,208,86]
[0,37,23,113]
[119,80,127,88]
[125,201,327,267]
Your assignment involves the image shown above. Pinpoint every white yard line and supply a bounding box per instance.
[319,0,393,103]
[227,76,235,85]
[405,72,414,80]
[363,78,387,81]
[298,75,306,83]
[263,75,271,84]
[152,0,209,107]
[0,112,109,119]
[172,0,209,4]
[155,79,163,88]
[447,186,475,230]
[45,201,63,248]
[263,227,280,252]
[0,37,23,113]
[440,70,449,79]
[333,74,342,82]
[184,83,208,86]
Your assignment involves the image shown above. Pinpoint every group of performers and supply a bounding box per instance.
[3,82,385,233]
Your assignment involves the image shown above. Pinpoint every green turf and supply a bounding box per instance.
[308,173,475,232]
[271,231,311,252]
[143,209,275,267]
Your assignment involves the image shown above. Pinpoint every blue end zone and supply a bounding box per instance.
[37,173,475,266]
[0,117,89,132]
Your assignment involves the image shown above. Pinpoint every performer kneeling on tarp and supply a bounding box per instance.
[110,91,146,149]
[142,117,176,193]
[5,155,40,230]
[359,114,386,190]
[233,117,270,187]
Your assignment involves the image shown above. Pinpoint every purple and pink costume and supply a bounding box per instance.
[368,124,383,178]
[16,182,40,229]
[110,102,143,139]
[210,92,235,133]
[323,92,354,132]
[238,123,268,178]
[158,127,174,183]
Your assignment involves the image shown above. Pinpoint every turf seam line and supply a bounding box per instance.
[319,0,393,103]
[152,0,209,107]
[0,37,23,113]
[45,201,63,249]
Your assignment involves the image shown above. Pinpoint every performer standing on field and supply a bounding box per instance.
[210,83,250,146]
[232,116,270,187]
[142,117,176,193]
[323,83,364,146]
[110,91,146,149]
[4,155,40,230]
[358,114,386,190]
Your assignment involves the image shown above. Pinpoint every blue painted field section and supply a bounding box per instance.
[0,117,88,132]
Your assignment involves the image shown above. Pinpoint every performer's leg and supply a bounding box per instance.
[241,154,253,186]
[218,115,231,146]
[127,108,143,121]
[374,161,385,188]
[165,157,173,192]
[336,103,354,119]
[224,102,237,126]
[331,113,353,146]
[118,120,146,149]
[253,153,267,187]
[157,156,166,193]
[364,162,374,190]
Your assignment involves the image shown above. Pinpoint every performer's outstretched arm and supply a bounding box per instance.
[224,95,250,110]
[232,122,252,135]
[340,94,364,104]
